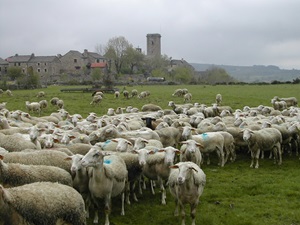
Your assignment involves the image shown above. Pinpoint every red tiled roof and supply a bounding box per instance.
[91,62,107,68]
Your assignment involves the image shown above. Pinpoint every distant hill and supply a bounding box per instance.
[190,63,300,83]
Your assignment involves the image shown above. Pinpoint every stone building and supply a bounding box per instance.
[146,33,161,57]
[0,58,8,76]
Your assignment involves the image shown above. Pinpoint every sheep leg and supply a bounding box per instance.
[121,192,125,216]
[174,198,179,216]
[125,181,131,205]
[180,201,186,225]
[190,202,197,225]
[254,149,260,169]
[104,195,111,225]
[150,180,156,195]
[250,150,255,168]
[158,177,166,205]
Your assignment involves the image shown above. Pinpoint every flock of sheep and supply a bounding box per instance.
[0,87,299,225]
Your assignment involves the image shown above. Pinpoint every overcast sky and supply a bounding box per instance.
[1,0,300,69]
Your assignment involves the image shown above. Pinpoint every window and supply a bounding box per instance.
[18,63,21,66]
[96,59,99,63]
[44,63,47,66]
[44,69,47,72]
[37,68,40,72]
[22,69,25,73]
[75,66,81,70]
[74,59,77,63]
[37,62,40,66]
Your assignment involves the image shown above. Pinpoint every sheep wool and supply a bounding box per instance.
[0,182,86,225]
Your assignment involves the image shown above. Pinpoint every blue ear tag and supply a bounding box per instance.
[104,159,112,164]
[202,133,209,140]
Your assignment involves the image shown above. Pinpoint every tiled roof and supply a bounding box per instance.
[6,55,32,62]
[91,62,107,68]
[29,56,58,62]
[0,57,8,65]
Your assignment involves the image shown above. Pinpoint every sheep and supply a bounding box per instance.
[114,90,120,98]
[56,99,64,109]
[50,97,59,106]
[216,93,222,105]
[123,90,129,99]
[2,150,72,173]
[168,161,206,225]
[218,131,236,163]
[65,154,91,218]
[155,126,182,148]
[136,146,180,205]
[183,92,192,103]
[95,124,160,143]
[132,137,164,150]
[0,102,7,110]
[5,89,12,96]
[90,95,102,106]
[81,147,128,224]
[25,101,41,115]
[0,155,72,187]
[0,133,37,152]
[131,89,138,97]
[141,103,163,112]
[272,96,298,107]
[36,91,45,98]
[0,182,86,225]
[180,139,203,167]
[111,138,134,152]
[182,127,225,167]
[39,99,48,111]
[242,128,282,168]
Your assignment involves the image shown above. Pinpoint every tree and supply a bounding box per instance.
[91,68,103,82]
[144,54,170,75]
[124,46,145,74]
[173,67,194,84]
[7,67,24,81]
[104,36,131,75]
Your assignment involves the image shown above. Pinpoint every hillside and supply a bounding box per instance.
[191,63,300,83]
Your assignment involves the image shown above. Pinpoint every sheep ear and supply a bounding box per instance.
[111,139,118,143]
[190,166,198,172]
[175,150,181,155]
[180,141,187,145]
[64,156,72,161]
[169,165,179,169]
[196,143,204,148]
[0,185,10,203]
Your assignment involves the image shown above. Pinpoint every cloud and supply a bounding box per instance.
[1,0,300,69]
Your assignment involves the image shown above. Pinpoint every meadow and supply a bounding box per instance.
[1,84,300,225]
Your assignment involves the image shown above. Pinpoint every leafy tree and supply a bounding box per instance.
[144,54,170,75]
[173,67,194,84]
[199,67,236,84]
[91,68,103,82]
[26,67,40,88]
[124,46,145,74]
[104,36,131,75]
[7,67,24,81]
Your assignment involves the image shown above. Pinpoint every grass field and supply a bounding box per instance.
[1,84,300,225]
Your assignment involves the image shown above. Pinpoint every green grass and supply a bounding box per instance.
[1,84,300,225]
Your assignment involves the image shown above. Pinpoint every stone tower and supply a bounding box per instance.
[146,33,161,57]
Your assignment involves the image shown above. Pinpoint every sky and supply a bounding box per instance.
[1,0,300,70]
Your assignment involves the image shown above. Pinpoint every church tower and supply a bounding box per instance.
[146,33,161,57]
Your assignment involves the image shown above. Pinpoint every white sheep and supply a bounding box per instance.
[65,154,91,218]
[39,99,48,111]
[25,101,41,115]
[141,103,163,112]
[0,182,86,225]
[183,92,192,103]
[137,146,180,205]
[0,133,37,152]
[114,90,120,98]
[242,127,282,168]
[90,95,102,105]
[155,126,182,147]
[0,155,72,187]
[168,161,206,225]
[56,99,64,109]
[2,150,72,173]
[5,89,12,96]
[216,93,222,105]
[81,147,128,224]
[36,91,45,98]
[180,139,203,167]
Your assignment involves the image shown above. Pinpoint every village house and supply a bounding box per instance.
[2,49,107,85]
